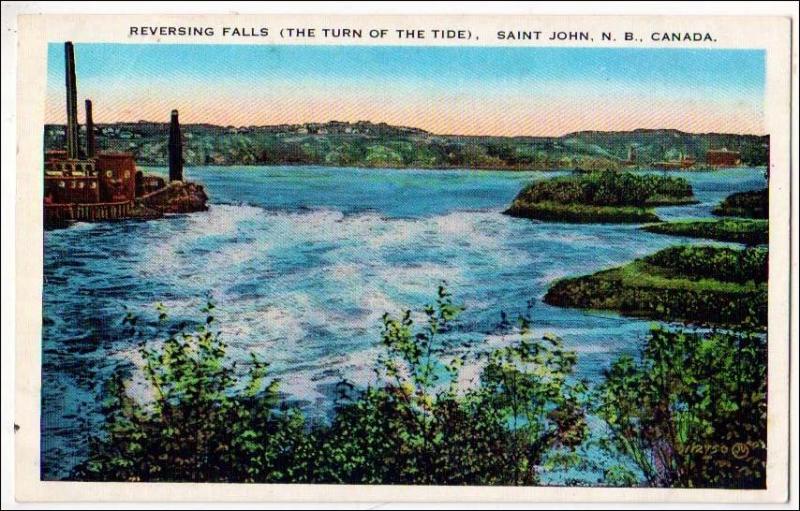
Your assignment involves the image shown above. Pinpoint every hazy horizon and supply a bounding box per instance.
[46,43,766,137]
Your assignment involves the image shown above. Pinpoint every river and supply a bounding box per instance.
[41,165,766,480]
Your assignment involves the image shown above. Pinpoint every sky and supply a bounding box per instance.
[45,43,765,136]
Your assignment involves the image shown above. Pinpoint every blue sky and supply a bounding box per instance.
[46,43,765,135]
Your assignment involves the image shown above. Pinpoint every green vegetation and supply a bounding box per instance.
[597,327,766,488]
[75,289,588,485]
[505,171,696,223]
[713,188,768,219]
[643,218,768,245]
[44,122,770,169]
[508,202,660,224]
[72,287,767,487]
[544,245,767,328]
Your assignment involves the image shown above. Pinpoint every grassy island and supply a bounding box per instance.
[544,245,767,328]
[642,218,768,245]
[712,188,768,219]
[505,171,697,223]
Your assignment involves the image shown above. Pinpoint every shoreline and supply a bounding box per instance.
[137,162,767,174]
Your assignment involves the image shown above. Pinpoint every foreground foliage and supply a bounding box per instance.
[597,327,767,488]
[73,287,767,487]
[544,245,767,328]
[75,288,587,484]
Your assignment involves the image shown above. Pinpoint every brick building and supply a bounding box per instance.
[706,148,741,166]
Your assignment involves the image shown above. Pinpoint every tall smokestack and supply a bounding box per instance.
[64,42,79,159]
[168,109,183,182]
[85,99,95,158]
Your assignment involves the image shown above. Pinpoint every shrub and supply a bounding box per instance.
[597,327,767,488]
[75,289,587,485]
[313,287,587,484]
[73,301,312,482]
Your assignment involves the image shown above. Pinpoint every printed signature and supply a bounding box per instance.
[676,442,757,459]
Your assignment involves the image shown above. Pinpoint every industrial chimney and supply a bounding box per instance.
[85,99,95,158]
[168,109,183,182]
[64,42,80,159]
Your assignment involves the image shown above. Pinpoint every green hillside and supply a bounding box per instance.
[44,121,769,169]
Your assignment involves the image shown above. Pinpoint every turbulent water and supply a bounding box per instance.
[42,165,766,480]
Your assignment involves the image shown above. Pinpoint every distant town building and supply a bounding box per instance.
[653,151,696,170]
[706,148,741,166]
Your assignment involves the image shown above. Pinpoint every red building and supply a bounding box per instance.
[43,153,137,205]
[706,148,741,166]
[96,153,137,202]
[44,42,168,227]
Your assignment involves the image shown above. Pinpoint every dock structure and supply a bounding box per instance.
[43,41,207,229]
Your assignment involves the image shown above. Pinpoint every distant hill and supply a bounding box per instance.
[44,121,769,170]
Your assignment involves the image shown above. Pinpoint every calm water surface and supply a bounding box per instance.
[42,166,766,480]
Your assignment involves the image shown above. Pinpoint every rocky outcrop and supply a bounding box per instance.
[139,181,209,214]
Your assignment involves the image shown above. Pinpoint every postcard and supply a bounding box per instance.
[10,10,794,504]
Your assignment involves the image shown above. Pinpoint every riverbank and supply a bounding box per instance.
[45,122,770,169]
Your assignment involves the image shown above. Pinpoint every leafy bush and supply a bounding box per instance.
[313,289,587,484]
[75,288,587,485]
[73,301,312,482]
[597,327,766,488]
